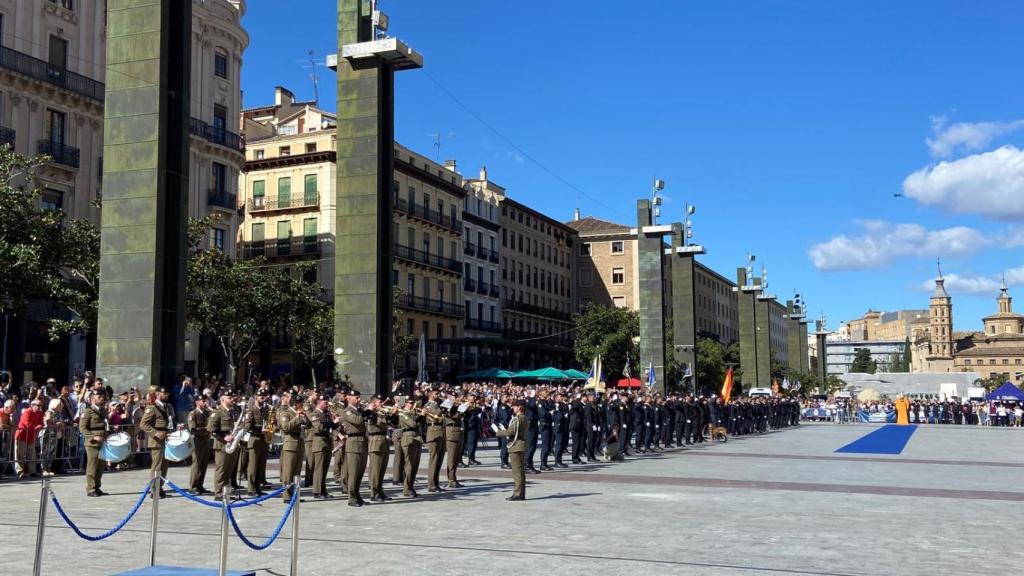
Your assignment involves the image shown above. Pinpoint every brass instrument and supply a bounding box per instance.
[263,404,278,443]
[374,405,399,417]
[224,400,248,455]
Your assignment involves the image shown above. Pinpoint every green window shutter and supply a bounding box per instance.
[251,222,264,241]
[304,174,317,203]
[303,218,317,237]
[276,220,291,255]
[303,218,318,254]
[278,177,291,205]
[253,180,265,197]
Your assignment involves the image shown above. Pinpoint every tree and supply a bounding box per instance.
[976,375,1005,393]
[392,287,414,377]
[696,337,727,396]
[282,264,333,387]
[0,146,100,341]
[573,305,639,381]
[849,347,877,374]
[186,217,291,388]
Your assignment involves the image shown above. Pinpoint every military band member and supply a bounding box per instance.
[340,389,369,506]
[310,395,338,499]
[303,393,317,488]
[462,395,483,466]
[398,397,422,498]
[538,389,554,471]
[330,390,347,490]
[79,391,109,497]
[140,386,174,498]
[187,395,212,495]
[208,394,241,501]
[492,399,528,501]
[495,395,513,469]
[423,389,446,492]
[366,394,391,501]
[278,392,310,502]
[443,393,465,489]
[390,398,406,486]
[243,390,271,496]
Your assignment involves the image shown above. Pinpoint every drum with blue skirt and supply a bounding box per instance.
[100,432,131,463]
[164,429,194,462]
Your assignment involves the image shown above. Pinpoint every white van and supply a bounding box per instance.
[748,387,772,398]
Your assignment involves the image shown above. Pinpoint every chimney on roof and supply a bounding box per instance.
[479,166,488,181]
[275,86,294,107]
[444,159,457,172]
[573,207,581,221]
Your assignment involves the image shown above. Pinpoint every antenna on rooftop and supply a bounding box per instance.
[307,49,320,107]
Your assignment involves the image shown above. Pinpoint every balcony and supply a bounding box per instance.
[477,281,490,296]
[489,284,500,298]
[503,299,573,322]
[0,126,14,148]
[394,243,461,274]
[0,45,104,103]
[207,189,237,210]
[487,248,500,264]
[465,318,502,334]
[463,242,476,256]
[463,277,476,292]
[243,236,320,259]
[189,117,244,152]
[37,140,80,168]
[394,197,462,234]
[398,294,464,318]
[248,193,320,213]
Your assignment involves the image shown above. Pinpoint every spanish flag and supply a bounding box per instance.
[721,367,734,403]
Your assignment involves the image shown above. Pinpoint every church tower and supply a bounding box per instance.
[928,261,954,360]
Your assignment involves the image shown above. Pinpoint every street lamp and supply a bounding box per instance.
[683,203,696,247]
[651,177,665,225]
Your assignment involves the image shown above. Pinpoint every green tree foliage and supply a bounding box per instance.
[849,347,877,374]
[694,337,741,396]
[0,146,100,339]
[392,286,414,377]
[283,264,333,386]
[573,305,639,381]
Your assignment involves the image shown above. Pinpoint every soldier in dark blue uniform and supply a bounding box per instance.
[551,392,569,468]
[462,395,483,466]
[525,391,540,474]
[569,395,585,464]
[495,394,512,469]
[538,389,554,471]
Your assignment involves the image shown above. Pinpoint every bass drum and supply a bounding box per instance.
[100,432,132,464]
[164,429,194,462]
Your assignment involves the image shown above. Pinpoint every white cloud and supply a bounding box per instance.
[919,273,1002,295]
[1005,265,1024,285]
[903,146,1024,221]
[809,220,989,271]
[926,117,1024,158]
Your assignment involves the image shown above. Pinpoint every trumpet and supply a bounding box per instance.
[263,404,278,443]
[374,405,399,417]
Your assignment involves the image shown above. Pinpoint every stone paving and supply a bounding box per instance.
[1,422,1021,576]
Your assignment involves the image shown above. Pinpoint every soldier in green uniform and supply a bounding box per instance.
[398,397,422,498]
[302,392,316,488]
[139,386,173,498]
[423,389,446,493]
[366,394,391,501]
[243,390,271,496]
[207,394,241,501]
[330,390,347,490]
[309,395,338,499]
[278,392,310,502]
[390,399,405,487]
[187,395,212,494]
[493,399,528,501]
[79,391,109,497]
[443,393,465,489]
[340,389,368,507]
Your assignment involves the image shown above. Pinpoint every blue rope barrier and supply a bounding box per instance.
[228,483,290,508]
[226,483,298,551]
[161,478,221,508]
[50,483,151,541]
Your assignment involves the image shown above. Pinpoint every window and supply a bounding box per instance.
[254,149,265,160]
[214,50,228,79]
[278,177,291,204]
[304,174,317,203]
[407,273,415,298]
[406,319,414,337]
[305,142,316,153]
[303,218,317,253]
[211,162,226,195]
[41,189,63,212]
[48,35,68,70]
[580,243,591,256]
[407,185,415,206]
[46,109,66,145]
[611,241,624,254]
[612,267,624,285]
[252,180,266,207]
[213,228,225,251]
[213,104,227,134]
[251,222,264,242]
[580,268,593,287]
[279,146,291,157]
[276,221,291,253]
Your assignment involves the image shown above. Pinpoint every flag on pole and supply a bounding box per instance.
[646,361,655,389]
[721,367,734,403]
[586,355,602,391]
[624,352,632,379]
[782,377,791,391]
[772,379,780,396]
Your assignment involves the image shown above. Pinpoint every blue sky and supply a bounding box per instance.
[240,1,1024,332]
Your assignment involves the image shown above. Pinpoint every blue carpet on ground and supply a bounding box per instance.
[111,567,254,576]
[835,424,917,455]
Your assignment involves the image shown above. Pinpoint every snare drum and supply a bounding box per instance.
[164,429,194,462]
[100,432,132,464]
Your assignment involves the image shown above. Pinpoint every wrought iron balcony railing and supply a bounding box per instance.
[37,140,80,168]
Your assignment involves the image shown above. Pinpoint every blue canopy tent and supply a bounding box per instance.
[985,382,1024,402]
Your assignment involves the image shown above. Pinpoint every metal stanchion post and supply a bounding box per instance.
[149,471,160,567]
[32,477,50,576]
[218,486,229,576]
[290,476,300,576]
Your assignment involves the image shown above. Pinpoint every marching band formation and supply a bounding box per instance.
[79,380,803,502]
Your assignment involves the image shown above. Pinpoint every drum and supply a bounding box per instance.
[100,432,131,464]
[164,429,194,462]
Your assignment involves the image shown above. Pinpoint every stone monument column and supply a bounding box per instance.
[754,286,774,389]
[332,0,422,395]
[636,200,669,394]
[96,0,191,390]
[735,268,760,390]
[814,319,830,392]
[669,223,704,394]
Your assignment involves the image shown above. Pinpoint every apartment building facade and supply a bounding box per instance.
[0,0,248,382]
[460,166,503,370]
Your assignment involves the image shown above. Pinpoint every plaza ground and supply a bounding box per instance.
[1,423,1021,576]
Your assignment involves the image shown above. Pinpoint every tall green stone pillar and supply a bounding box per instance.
[333,0,421,395]
[755,285,773,389]
[814,320,829,392]
[97,0,191,390]
[636,200,668,394]
[670,224,704,394]
[785,298,810,374]
[735,268,762,391]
